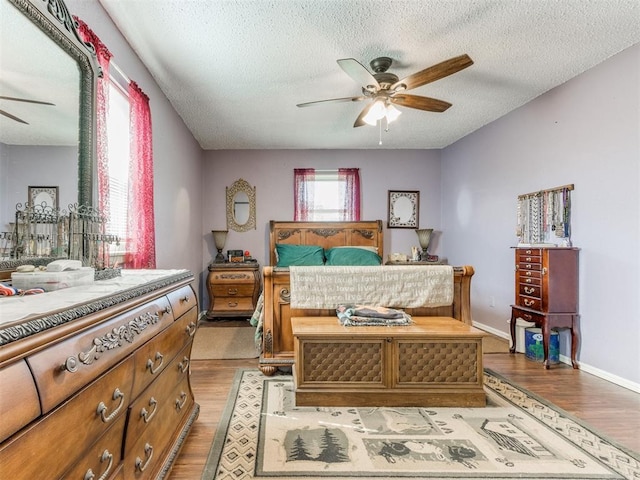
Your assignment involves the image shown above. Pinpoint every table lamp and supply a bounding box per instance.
[415,228,433,261]
[212,230,228,263]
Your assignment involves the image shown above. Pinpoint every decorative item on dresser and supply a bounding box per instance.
[206,262,261,319]
[0,270,199,480]
[510,247,580,369]
[211,230,228,263]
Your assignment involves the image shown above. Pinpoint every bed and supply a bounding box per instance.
[257,220,475,376]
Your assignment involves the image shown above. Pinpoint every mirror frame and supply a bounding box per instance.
[8,0,100,207]
[387,190,420,229]
[226,178,256,232]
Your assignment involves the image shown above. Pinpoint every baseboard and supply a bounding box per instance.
[473,320,640,394]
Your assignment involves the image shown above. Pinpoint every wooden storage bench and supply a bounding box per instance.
[292,316,486,407]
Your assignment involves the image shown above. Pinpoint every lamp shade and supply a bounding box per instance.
[212,230,228,250]
[415,228,433,250]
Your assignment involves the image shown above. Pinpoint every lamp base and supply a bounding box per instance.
[214,249,226,263]
[419,250,439,262]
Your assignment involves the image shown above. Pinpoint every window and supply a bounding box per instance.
[294,168,360,221]
[105,75,130,259]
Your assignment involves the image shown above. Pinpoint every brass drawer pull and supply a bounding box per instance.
[135,443,154,472]
[227,302,238,308]
[525,271,532,276]
[524,299,535,307]
[523,313,533,321]
[146,352,164,374]
[84,449,113,480]
[61,356,78,373]
[159,306,171,316]
[140,397,158,423]
[97,388,125,423]
[524,287,535,294]
[525,257,532,262]
[175,391,188,410]
[228,288,238,295]
[178,356,190,373]
[180,295,190,304]
[525,249,532,254]
[186,322,197,337]
[525,278,532,283]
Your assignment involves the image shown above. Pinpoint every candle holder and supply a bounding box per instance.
[415,228,433,261]
[211,230,228,263]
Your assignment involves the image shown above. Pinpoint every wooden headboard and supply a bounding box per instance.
[269,220,384,266]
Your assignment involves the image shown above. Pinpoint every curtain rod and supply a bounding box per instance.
[518,183,574,199]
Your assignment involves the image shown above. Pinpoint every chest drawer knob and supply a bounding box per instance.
[84,449,113,480]
[180,295,190,304]
[524,299,535,307]
[140,397,158,423]
[524,286,535,294]
[175,391,188,411]
[96,388,125,423]
[146,352,164,374]
[227,288,238,295]
[135,443,154,472]
[186,321,197,337]
[178,356,190,373]
[61,356,78,373]
[160,306,171,316]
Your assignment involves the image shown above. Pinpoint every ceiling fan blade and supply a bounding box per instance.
[297,96,365,108]
[0,108,29,124]
[353,103,373,128]
[390,94,452,112]
[337,58,379,90]
[391,54,473,91]
[0,95,55,106]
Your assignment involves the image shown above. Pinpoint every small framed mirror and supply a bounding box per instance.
[226,178,256,232]
[388,190,419,228]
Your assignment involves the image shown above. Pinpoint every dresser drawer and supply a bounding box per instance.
[0,360,40,442]
[518,274,541,286]
[517,261,542,271]
[212,296,255,312]
[517,248,541,257]
[517,295,541,310]
[210,270,256,284]
[61,414,126,480]
[166,285,197,320]
[126,343,192,447]
[518,284,541,298]
[212,283,256,297]
[27,297,172,413]
[123,376,194,479]
[0,356,134,480]
[131,308,197,398]
[517,268,542,280]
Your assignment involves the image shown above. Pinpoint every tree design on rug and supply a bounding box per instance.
[284,428,349,463]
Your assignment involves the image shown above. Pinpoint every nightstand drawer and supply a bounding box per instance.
[517,295,541,310]
[212,296,254,312]
[211,271,255,283]
[212,284,255,296]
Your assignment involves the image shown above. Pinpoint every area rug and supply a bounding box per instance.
[202,369,639,480]
[191,323,260,359]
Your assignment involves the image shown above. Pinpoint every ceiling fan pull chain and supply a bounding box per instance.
[378,120,382,145]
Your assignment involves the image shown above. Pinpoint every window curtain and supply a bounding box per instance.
[75,17,112,266]
[125,82,156,269]
[294,168,316,221]
[338,168,360,221]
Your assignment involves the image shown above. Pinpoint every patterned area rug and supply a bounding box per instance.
[202,369,639,479]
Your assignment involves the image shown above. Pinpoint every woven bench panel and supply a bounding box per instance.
[302,342,382,382]
[397,342,478,383]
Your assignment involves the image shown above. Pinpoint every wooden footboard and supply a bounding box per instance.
[259,265,474,376]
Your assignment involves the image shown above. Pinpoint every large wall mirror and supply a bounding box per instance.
[1,0,99,224]
[226,178,256,232]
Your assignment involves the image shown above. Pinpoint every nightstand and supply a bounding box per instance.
[206,262,261,319]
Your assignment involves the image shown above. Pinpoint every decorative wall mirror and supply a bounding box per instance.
[226,178,256,232]
[3,0,100,208]
[388,190,419,228]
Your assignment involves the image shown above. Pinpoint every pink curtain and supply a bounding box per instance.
[338,168,360,221]
[75,17,112,267]
[294,168,316,221]
[125,82,156,269]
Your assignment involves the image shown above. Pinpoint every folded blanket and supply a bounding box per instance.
[336,304,412,327]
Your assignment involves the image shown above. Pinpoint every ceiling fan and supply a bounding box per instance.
[297,54,473,127]
[0,95,55,125]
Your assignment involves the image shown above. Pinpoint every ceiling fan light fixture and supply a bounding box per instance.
[385,103,402,123]
[363,98,387,125]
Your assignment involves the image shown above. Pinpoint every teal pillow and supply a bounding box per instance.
[324,247,382,266]
[275,244,324,267]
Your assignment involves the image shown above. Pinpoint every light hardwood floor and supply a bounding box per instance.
[169,354,640,479]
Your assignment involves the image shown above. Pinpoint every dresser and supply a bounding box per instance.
[509,247,579,369]
[0,270,199,480]
[206,262,261,319]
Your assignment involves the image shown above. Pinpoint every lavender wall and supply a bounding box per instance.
[200,149,442,300]
[67,1,204,292]
[441,44,640,388]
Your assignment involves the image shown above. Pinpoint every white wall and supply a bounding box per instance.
[200,149,442,302]
[67,1,204,292]
[442,44,640,387]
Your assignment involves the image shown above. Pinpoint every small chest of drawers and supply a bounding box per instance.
[206,262,261,319]
[510,247,579,369]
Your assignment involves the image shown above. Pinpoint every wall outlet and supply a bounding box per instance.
[489,296,496,308]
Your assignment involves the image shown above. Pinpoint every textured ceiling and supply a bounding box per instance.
[99,1,638,149]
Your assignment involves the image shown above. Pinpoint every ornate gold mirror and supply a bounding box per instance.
[226,178,256,232]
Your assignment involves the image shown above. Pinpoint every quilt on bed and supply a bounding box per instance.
[289,265,454,309]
